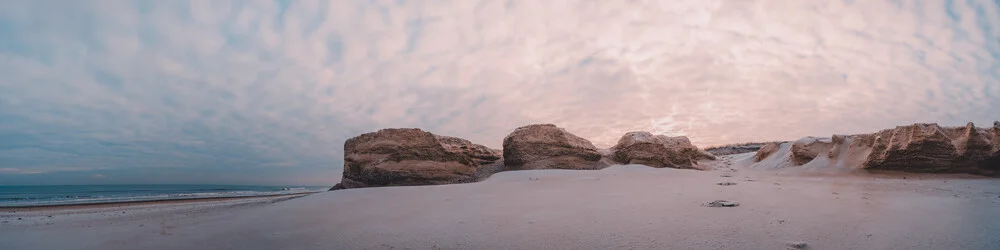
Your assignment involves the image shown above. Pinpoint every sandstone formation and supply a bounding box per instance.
[502,124,607,170]
[705,142,784,156]
[330,121,1000,191]
[865,123,999,174]
[751,122,1000,175]
[610,131,715,169]
[790,137,833,165]
[435,135,503,165]
[753,142,781,162]
[332,124,723,190]
[336,128,502,189]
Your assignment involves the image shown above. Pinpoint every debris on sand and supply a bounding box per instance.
[787,241,808,249]
[717,182,738,186]
[703,200,739,207]
[720,173,734,177]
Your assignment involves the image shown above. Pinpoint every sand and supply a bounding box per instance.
[4,155,1000,249]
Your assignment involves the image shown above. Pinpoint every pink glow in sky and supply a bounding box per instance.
[1,0,998,184]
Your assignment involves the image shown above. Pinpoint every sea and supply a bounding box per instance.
[0,185,330,207]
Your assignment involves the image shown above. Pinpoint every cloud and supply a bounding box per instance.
[0,0,998,185]
[92,174,105,178]
[0,168,45,175]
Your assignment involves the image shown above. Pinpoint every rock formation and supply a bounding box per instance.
[331,124,724,190]
[864,123,999,174]
[330,121,1000,191]
[610,131,715,169]
[705,142,784,156]
[336,128,502,189]
[752,122,1000,175]
[753,142,781,162]
[790,137,833,165]
[434,135,503,165]
[502,124,607,170]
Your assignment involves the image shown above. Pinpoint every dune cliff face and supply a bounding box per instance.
[753,122,1000,175]
[333,124,718,190]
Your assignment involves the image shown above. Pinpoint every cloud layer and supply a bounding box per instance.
[1,0,998,185]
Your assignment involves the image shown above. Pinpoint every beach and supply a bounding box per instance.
[4,154,1000,249]
[0,193,313,249]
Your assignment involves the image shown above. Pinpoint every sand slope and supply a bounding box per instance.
[5,158,1000,249]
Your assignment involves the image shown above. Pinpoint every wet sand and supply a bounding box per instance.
[0,192,317,213]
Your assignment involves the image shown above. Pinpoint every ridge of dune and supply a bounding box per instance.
[751,122,1000,175]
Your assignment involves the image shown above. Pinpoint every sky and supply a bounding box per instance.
[0,0,998,186]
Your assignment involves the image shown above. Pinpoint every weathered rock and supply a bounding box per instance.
[610,131,715,169]
[705,142,782,156]
[956,123,994,159]
[863,123,1000,174]
[473,160,506,181]
[329,183,344,191]
[864,123,992,172]
[703,200,739,207]
[502,124,606,170]
[750,123,1000,175]
[790,137,833,165]
[754,142,781,162]
[339,128,502,189]
[787,242,809,249]
[435,135,502,165]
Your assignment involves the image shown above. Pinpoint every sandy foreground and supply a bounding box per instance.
[4,154,1000,249]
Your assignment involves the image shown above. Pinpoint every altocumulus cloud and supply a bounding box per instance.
[0,0,998,185]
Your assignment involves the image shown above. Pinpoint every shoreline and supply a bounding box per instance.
[4,163,1000,249]
[0,192,320,212]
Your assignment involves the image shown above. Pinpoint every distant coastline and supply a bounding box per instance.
[0,185,328,208]
[0,192,314,211]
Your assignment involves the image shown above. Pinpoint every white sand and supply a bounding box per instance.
[4,156,1000,249]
